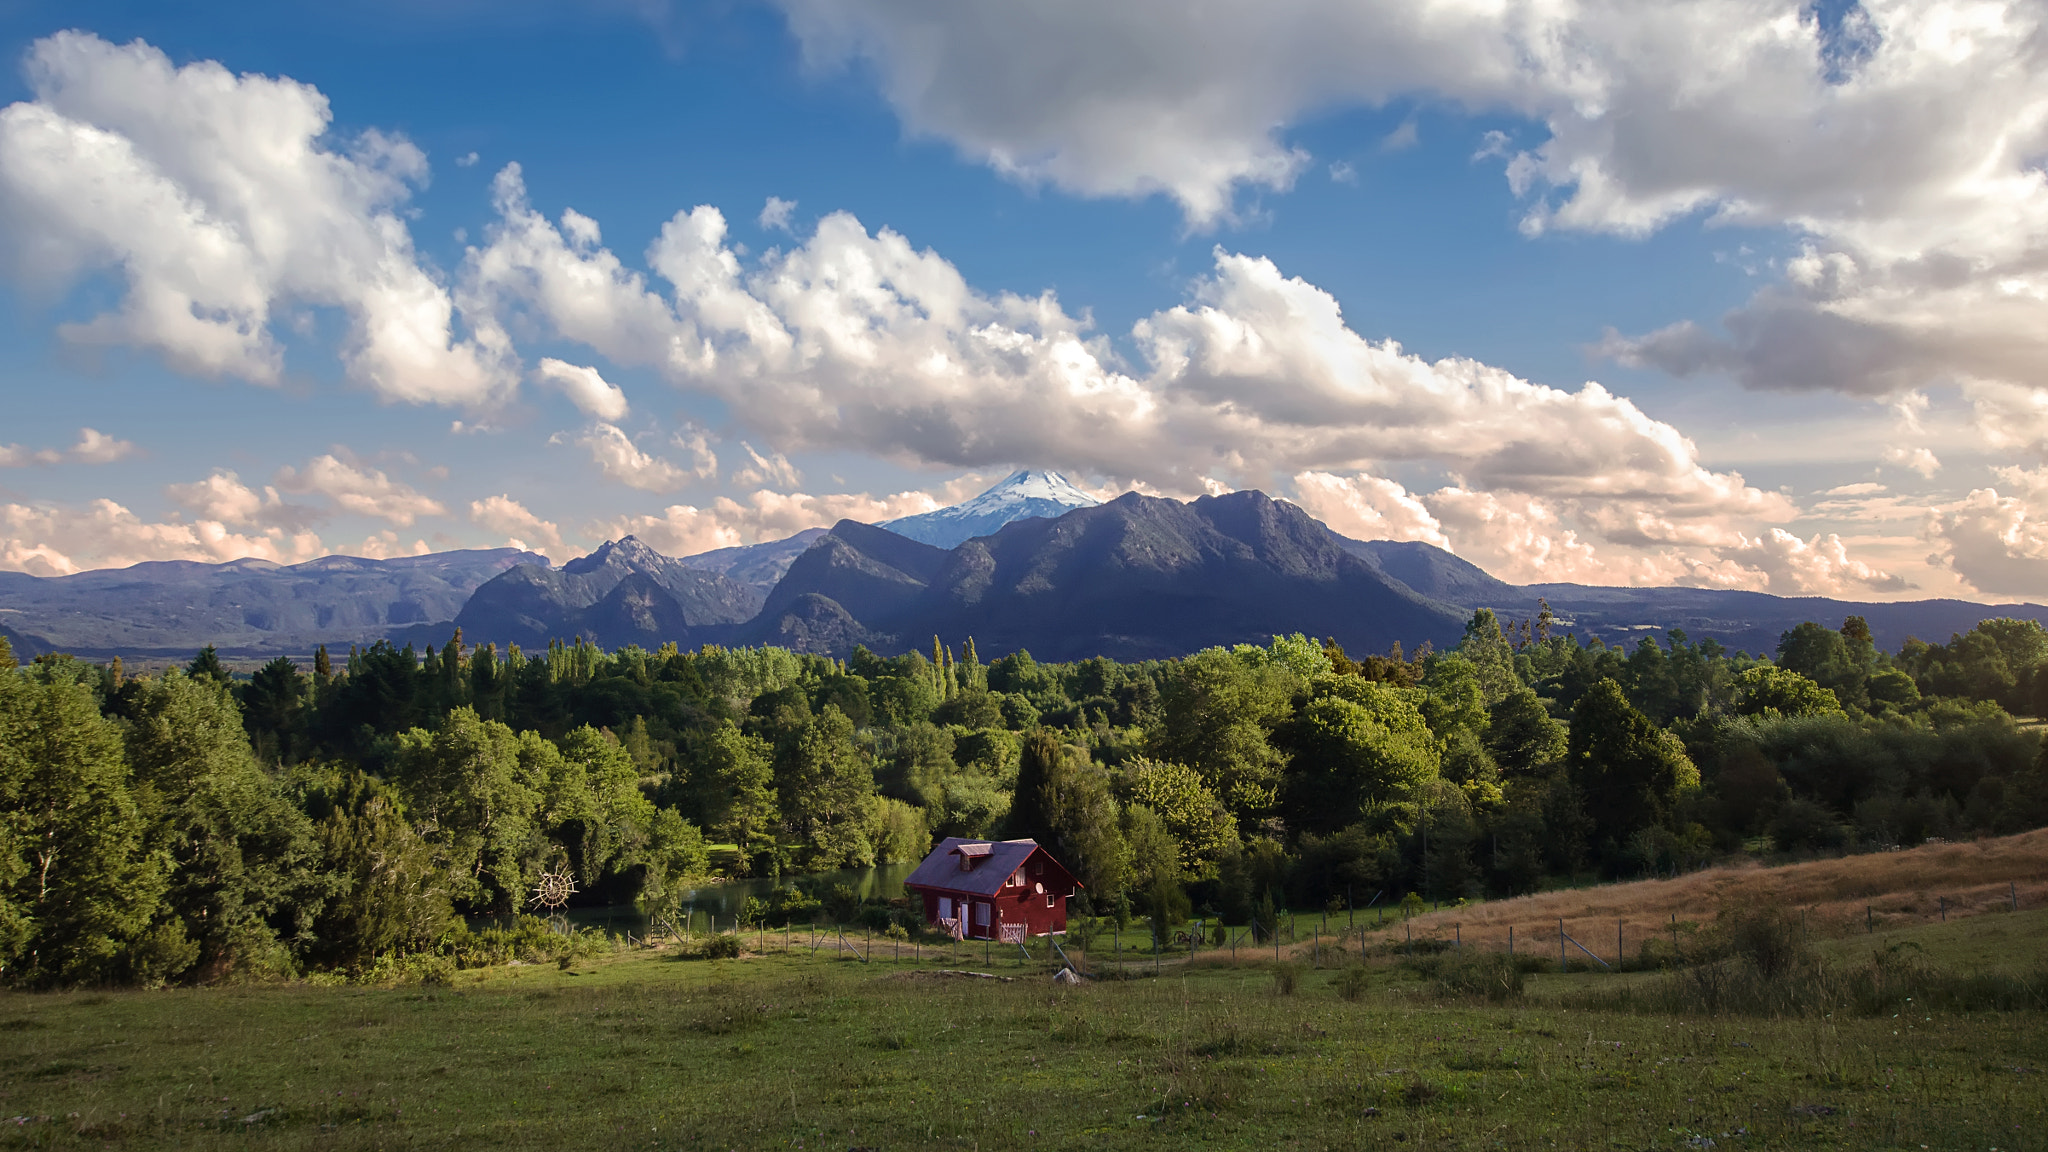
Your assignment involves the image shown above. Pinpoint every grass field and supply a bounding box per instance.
[1377,828,2048,965]
[3,906,2046,1150]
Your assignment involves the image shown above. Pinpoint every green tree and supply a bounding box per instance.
[125,671,327,981]
[774,705,877,868]
[1454,609,1521,704]
[1009,731,1130,900]
[391,708,547,913]
[0,671,164,986]
[187,645,228,685]
[1150,647,1297,823]
[1566,679,1701,865]
[298,770,452,971]
[698,723,779,874]
[1486,687,1567,777]
[1418,654,1489,737]
[239,656,308,764]
[1732,665,1845,719]
[1280,683,1440,835]
[1121,758,1238,875]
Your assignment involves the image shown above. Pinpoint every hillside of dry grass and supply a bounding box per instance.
[1374,828,2048,962]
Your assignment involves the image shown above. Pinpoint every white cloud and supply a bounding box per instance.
[1881,445,1941,478]
[1930,485,2048,599]
[732,442,801,489]
[557,423,694,492]
[1291,471,1449,549]
[67,428,135,464]
[1,426,137,467]
[166,470,317,530]
[462,181,1840,588]
[0,443,58,467]
[759,196,798,232]
[593,485,951,557]
[1294,468,1904,595]
[776,1,2048,437]
[469,494,564,559]
[0,32,512,406]
[534,357,629,420]
[274,454,446,526]
[455,150,479,168]
[0,497,324,575]
[353,530,431,560]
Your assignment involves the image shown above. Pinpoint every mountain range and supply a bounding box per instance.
[0,549,543,661]
[3,468,2045,664]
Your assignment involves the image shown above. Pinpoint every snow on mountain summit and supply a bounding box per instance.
[879,469,1102,548]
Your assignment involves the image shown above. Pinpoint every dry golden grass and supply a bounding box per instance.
[1365,828,2048,963]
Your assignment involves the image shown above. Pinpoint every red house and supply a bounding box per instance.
[903,837,1080,940]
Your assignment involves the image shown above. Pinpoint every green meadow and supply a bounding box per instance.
[3,910,2046,1151]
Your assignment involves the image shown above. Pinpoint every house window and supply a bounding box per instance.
[1046,893,1056,908]
[1008,871,1022,888]
[974,902,991,928]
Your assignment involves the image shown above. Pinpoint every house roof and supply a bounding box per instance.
[904,837,1065,898]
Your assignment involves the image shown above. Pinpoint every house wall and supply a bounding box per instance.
[906,846,1078,938]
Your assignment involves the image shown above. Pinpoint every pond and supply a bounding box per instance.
[561,859,922,934]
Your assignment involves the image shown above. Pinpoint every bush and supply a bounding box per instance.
[701,933,743,960]
[1428,952,1524,1002]
[1271,962,1301,996]
[1333,965,1370,1002]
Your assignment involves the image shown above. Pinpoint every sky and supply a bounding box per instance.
[0,0,2042,602]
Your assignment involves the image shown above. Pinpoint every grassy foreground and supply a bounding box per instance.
[5,915,2048,1150]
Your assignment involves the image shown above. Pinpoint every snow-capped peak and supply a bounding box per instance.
[953,470,1099,513]
[879,469,1104,549]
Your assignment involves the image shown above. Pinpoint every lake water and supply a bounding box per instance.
[562,860,921,934]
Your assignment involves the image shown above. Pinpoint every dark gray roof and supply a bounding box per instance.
[903,837,1044,897]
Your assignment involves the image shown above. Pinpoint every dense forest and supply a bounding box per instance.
[4,603,2047,988]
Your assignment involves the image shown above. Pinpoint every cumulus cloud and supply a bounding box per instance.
[0,427,137,467]
[777,1,2048,437]
[534,357,629,420]
[1882,445,1941,478]
[1293,469,1903,595]
[0,497,324,575]
[732,442,801,489]
[470,494,564,559]
[166,470,318,530]
[1930,486,2048,600]
[759,196,797,232]
[0,32,511,406]
[1292,471,1449,549]
[464,181,1820,585]
[556,423,695,492]
[352,530,431,560]
[274,454,446,526]
[593,485,950,557]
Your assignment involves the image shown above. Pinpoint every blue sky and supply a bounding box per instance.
[0,0,2039,600]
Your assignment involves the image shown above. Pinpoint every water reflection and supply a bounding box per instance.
[563,860,920,933]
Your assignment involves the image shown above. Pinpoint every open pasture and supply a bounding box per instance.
[3,910,2046,1151]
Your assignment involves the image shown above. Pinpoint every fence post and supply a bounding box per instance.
[1617,919,1623,969]
[1940,896,1946,922]
[1508,925,1513,959]
[1559,918,1566,974]
[2014,881,2021,912]
[1867,905,1873,933]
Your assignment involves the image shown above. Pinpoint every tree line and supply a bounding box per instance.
[4,605,2046,986]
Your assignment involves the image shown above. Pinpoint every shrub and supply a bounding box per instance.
[702,933,743,960]
[1334,965,1370,1002]
[1271,962,1301,996]
[1428,952,1524,1002]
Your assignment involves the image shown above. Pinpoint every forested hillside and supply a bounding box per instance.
[4,604,2047,987]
